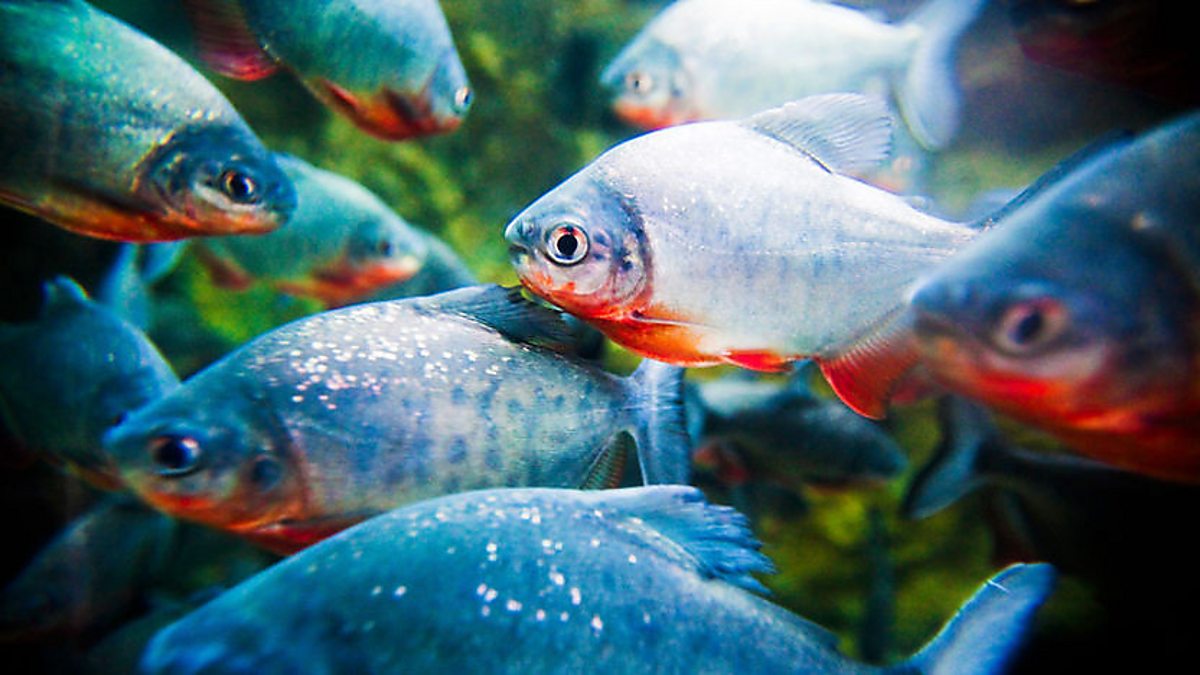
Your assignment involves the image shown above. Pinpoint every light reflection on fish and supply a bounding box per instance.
[103,285,690,553]
[908,112,1200,483]
[139,485,1056,675]
[0,0,296,242]
[601,0,986,150]
[193,154,431,307]
[505,94,982,419]
[181,0,473,140]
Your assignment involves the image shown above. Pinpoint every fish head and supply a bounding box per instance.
[313,48,472,141]
[298,215,431,306]
[103,392,307,534]
[601,38,696,129]
[909,216,1198,427]
[138,126,297,237]
[504,173,649,319]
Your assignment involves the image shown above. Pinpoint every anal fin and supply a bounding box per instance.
[721,350,794,373]
[817,315,919,419]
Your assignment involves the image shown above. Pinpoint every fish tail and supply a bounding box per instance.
[901,396,997,519]
[897,0,987,150]
[626,359,691,485]
[898,563,1056,675]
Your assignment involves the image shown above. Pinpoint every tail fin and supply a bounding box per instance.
[897,0,987,149]
[902,563,1056,675]
[626,358,692,485]
[901,396,996,519]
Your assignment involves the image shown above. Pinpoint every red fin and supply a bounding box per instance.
[721,350,794,373]
[181,0,279,80]
[817,318,919,419]
[192,245,254,290]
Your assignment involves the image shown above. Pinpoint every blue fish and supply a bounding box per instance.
[140,486,1055,674]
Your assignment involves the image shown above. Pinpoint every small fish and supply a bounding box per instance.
[0,496,176,642]
[0,0,296,242]
[362,232,478,303]
[692,365,908,489]
[103,285,690,553]
[0,277,180,490]
[908,112,1200,483]
[193,154,431,307]
[601,0,986,149]
[139,486,1055,675]
[505,94,981,419]
[181,0,473,140]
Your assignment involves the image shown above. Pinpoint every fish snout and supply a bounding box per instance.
[909,278,979,339]
[504,220,536,261]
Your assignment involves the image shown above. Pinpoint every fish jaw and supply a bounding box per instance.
[275,256,424,307]
[316,80,462,141]
[612,99,694,130]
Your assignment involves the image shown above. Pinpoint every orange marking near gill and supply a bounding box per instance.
[612,101,688,131]
[587,313,717,367]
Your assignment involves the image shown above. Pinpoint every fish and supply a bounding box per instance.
[907,111,1200,483]
[180,0,473,140]
[0,0,296,242]
[192,154,432,307]
[0,277,180,490]
[138,485,1056,675]
[102,284,691,553]
[903,396,1200,664]
[0,496,176,642]
[600,0,987,150]
[688,365,907,519]
[363,232,478,304]
[505,94,981,419]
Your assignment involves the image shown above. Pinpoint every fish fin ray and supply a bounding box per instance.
[627,359,692,485]
[741,94,893,175]
[901,396,995,519]
[580,433,631,489]
[192,244,255,291]
[817,313,919,419]
[39,277,92,318]
[415,285,576,351]
[720,350,794,373]
[181,0,279,80]
[584,486,778,595]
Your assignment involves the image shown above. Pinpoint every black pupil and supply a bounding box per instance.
[555,231,578,258]
[250,457,282,490]
[457,87,473,109]
[379,240,394,256]
[222,171,257,202]
[1010,308,1044,345]
[155,437,197,471]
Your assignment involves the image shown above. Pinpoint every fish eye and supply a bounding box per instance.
[218,169,261,205]
[249,456,283,491]
[149,435,203,477]
[546,223,589,265]
[992,299,1067,355]
[454,86,473,112]
[378,240,395,257]
[625,71,654,95]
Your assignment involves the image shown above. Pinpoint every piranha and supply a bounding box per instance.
[139,485,1055,674]
[0,0,296,242]
[505,94,981,419]
[193,154,431,307]
[907,111,1200,483]
[102,285,690,553]
[689,365,907,517]
[181,0,473,140]
[600,0,986,150]
[0,277,180,490]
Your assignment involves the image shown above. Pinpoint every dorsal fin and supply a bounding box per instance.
[586,485,776,594]
[413,285,575,351]
[40,276,92,318]
[740,94,893,175]
[180,0,279,80]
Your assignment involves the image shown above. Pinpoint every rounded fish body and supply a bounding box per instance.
[195,154,431,307]
[140,487,1056,675]
[506,96,976,416]
[103,286,688,551]
[0,0,296,241]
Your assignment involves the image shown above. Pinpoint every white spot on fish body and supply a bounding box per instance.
[628,554,638,564]
[570,587,581,605]
[591,616,604,633]
[371,585,382,596]
[484,589,498,602]
[394,586,407,598]
[506,599,523,612]
[476,584,487,596]
[535,609,546,621]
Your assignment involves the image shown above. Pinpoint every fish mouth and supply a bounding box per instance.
[318,80,461,140]
[277,256,424,307]
[612,100,686,131]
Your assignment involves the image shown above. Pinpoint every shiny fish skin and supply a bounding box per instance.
[0,0,296,242]
[194,154,431,307]
[601,0,986,149]
[103,285,690,552]
[182,0,472,140]
[908,111,1200,483]
[0,277,180,490]
[139,486,1055,675]
[505,95,978,418]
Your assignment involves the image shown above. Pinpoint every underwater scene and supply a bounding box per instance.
[1,0,1197,672]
